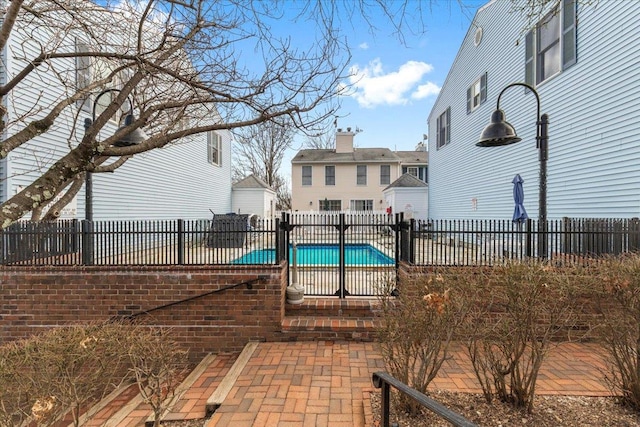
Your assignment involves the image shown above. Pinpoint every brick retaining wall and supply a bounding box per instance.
[0,263,287,361]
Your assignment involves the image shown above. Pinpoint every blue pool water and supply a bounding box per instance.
[231,243,394,266]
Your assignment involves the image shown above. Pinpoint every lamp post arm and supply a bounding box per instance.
[495,82,540,124]
[91,88,133,123]
[494,82,548,257]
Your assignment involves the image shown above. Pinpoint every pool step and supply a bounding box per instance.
[282,298,381,341]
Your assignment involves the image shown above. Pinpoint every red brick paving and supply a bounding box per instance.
[91,341,612,426]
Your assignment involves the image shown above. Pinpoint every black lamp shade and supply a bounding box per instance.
[113,114,148,147]
[476,109,522,147]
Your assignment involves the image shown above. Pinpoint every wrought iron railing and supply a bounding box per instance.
[0,217,282,266]
[372,372,477,427]
[410,217,640,266]
[1,216,638,267]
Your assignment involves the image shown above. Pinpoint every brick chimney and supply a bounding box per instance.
[335,128,355,153]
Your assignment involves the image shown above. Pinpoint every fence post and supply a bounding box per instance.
[409,218,416,264]
[526,218,533,258]
[397,215,410,263]
[177,219,184,265]
[81,220,94,266]
[335,213,350,298]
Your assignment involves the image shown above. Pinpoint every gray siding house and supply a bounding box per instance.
[1,3,232,221]
[427,0,640,220]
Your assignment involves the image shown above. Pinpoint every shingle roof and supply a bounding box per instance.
[233,174,273,190]
[384,173,428,190]
[291,148,400,163]
[394,151,428,164]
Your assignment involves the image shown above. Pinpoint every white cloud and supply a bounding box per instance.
[345,58,437,108]
[412,81,440,99]
[359,42,369,50]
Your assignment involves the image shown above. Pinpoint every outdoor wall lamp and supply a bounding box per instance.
[476,82,549,258]
[83,88,148,221]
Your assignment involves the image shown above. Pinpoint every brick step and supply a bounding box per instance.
[285,297,381,318]
[281,315,380,341]
[70,351,239,426]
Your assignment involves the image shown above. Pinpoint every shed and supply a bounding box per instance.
[383,173,429,221]
[231,174,277,219]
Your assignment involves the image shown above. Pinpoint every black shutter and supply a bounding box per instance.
[525,30,534,88]
[562,0,577,69]
[480,72,487,104]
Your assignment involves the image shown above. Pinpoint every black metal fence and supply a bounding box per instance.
[281,212,396,297]
[0,217,282,266]
[2,215,639,271]
[410,217,640,265]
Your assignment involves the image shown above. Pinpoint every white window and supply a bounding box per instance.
[436,108,451,149]
[319,199,341,211]
[380,165,390,185]
[302,165,312,186]
[525,0,577,87]
[325,165,335,186]
[207,131,221,165]
[407,167,418,177]
[350,200,373,211]
[467,73,487,113]
[357,165,367,185]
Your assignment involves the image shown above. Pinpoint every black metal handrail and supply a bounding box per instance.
[372,372,478,427]
[121,276,267,319]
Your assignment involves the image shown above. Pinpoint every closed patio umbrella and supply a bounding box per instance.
[512,174,528,223]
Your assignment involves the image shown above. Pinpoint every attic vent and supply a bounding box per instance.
[474,27,483,47]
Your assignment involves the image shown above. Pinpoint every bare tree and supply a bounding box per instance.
[273,175,291,211]
[233,119,295,210]
[303,131,335,150]
[2,0,516,227]
[0,0,385,227]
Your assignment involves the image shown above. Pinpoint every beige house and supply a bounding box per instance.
[291,130,428,212]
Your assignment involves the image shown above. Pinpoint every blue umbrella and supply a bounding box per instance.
[512,174,528,223]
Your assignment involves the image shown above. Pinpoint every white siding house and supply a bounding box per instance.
[1,4,232,221]
[382,173,428,221]
[428,0,640,220]
[231,174,276,219]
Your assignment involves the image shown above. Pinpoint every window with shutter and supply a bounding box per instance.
[467,73,488,114]
[524,0,577,87]
[436,107,451,149]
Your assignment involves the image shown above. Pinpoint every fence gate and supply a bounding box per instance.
[282,212,398,297]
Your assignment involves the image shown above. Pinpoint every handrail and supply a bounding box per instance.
[372,372,478,427]
[122,276,268,319]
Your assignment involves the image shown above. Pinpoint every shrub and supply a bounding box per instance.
[0,321,188,427]
[463,261,586,413]
[128,327,188,426]
[595,254,640,409]
[376,271,470,414]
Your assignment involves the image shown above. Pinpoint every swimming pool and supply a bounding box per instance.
[231,243,394,266]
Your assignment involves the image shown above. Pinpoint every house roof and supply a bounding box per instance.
[384,173,428,190]
[394,151,428,164]
[291,148,400,163]
[233,174,273,190]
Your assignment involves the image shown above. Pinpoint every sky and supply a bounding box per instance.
[288,0,488,154]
